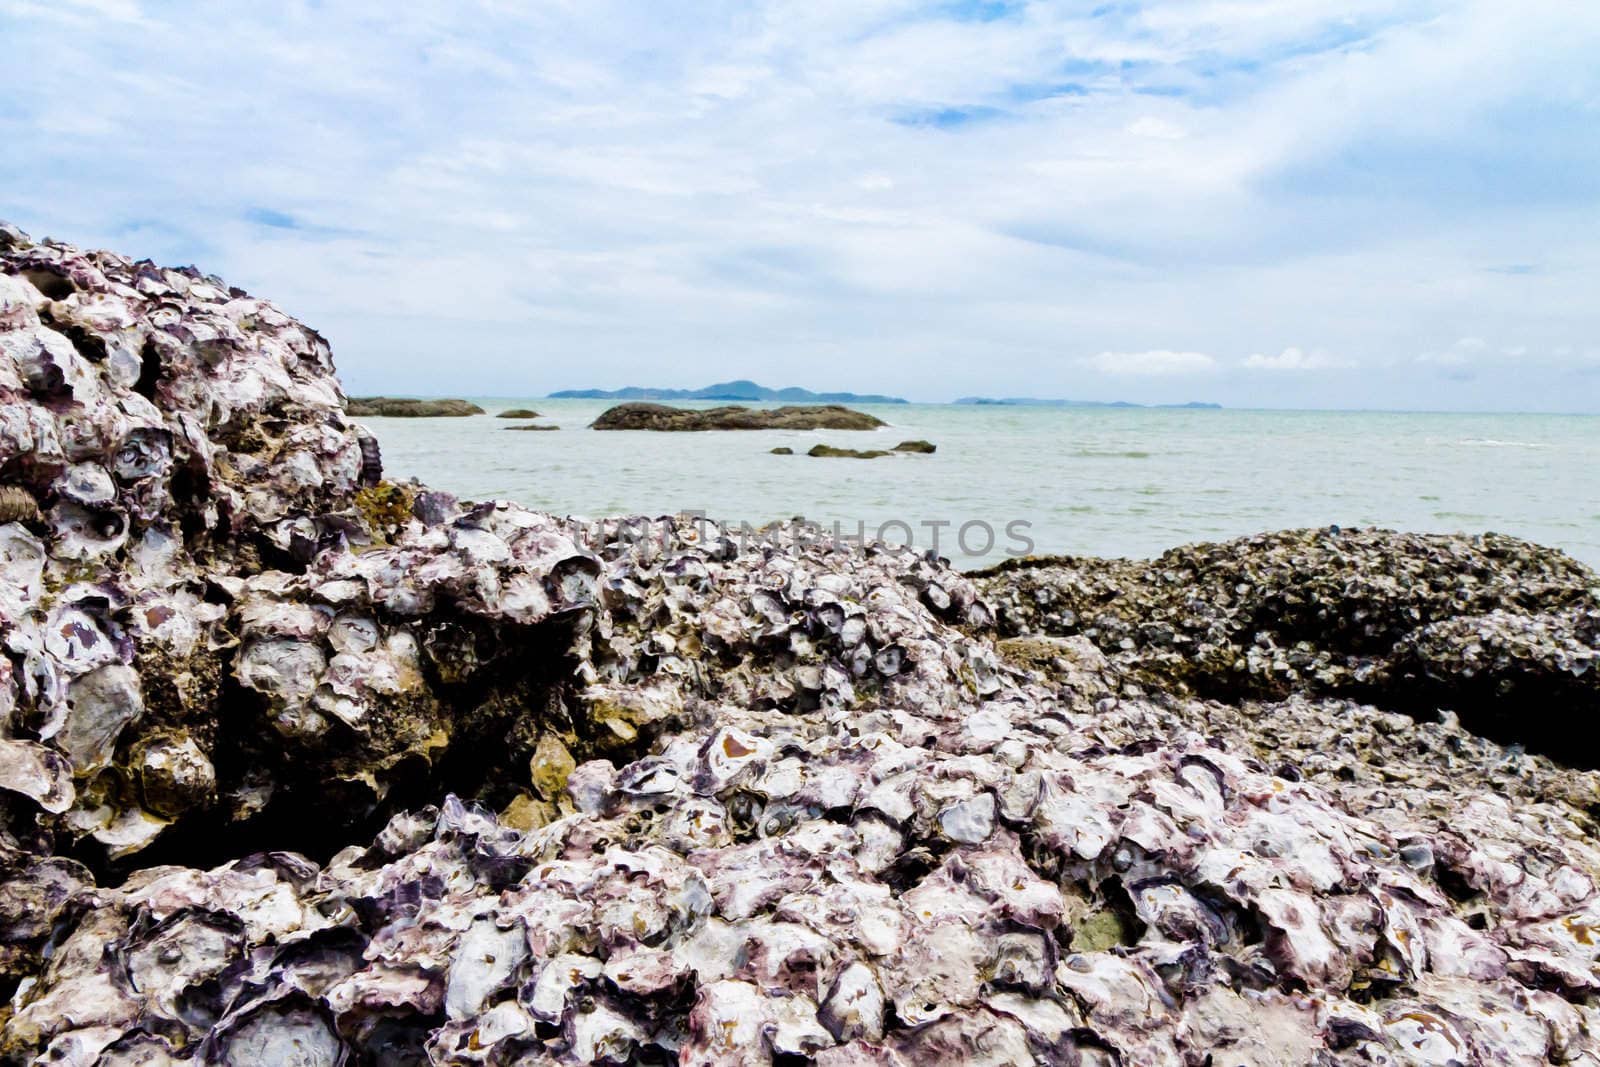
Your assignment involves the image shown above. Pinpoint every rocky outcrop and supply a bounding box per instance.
[976,527,1600,755]
[497,408,540,419]
[806,444,891,459]
[346,397,485,417]
[6,227,1600,1064]
[804,440,937,458]
[591,402,885,431]
[0,225,601,987]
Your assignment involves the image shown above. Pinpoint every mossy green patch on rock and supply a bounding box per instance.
[354,481,416,540]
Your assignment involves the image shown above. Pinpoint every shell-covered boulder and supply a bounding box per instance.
[976,528,1600,756]
[0,227,600,878]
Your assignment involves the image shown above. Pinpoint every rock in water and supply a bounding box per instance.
[496,407,541,418]
[5,225,1600,1064]
[345,396,485,416]
[807,443,892,459]
[592,401,885,430]
[893,439,936,453]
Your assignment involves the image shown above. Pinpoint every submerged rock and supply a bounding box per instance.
[496,408,541,418]
[346,397,485,417]
[805,440,934,458]
[807,444,892,459]
[592,402,885,431]
[6,227,1600,1064]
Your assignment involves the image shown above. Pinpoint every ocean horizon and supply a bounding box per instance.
[362,398,1600,570]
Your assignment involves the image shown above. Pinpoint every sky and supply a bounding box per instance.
[2,0,1598,411]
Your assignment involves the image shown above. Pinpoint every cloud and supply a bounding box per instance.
[1418,336,1489,366]
[1084,349,1217,376]
[1242,346,1353,371]
[0,0,1595,410]
[1126,116,1185,140]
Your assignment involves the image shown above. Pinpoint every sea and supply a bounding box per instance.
[359,400,1600,571]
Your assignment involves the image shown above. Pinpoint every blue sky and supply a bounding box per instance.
[2,0,1598,410]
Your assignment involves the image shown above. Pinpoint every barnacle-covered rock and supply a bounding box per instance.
[977,527,1600,756]
[0,229,603,867]
[8,226,1600,1065]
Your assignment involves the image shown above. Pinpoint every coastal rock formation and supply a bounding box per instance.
[0,225,598,952]
[346,397,485,417]
[806,444,891,459]
[497,408,541,419]
[806,440,937,458]
[592,402,885,432]
[6,227,1600,1064]
[976,528,1600,756]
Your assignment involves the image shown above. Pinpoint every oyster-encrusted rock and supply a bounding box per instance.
[7,226,1600,1065]
[977,527,1600,756]
[0,227,604,878]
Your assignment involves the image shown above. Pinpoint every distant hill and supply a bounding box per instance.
[550,379,908,404]
[954,397,1222,409]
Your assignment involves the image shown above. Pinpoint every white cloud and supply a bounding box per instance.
[0,0,1596,409]
[1418,336,1490,366]
[1243,347,1353,371]
[1127,116,1185,140]
[1085,350,1218,376]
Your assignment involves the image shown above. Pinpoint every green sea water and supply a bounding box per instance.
[359,400,1600,570]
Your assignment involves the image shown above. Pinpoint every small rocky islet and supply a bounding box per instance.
[800,441,937,459]
[2,225,1600,1063]
[591,402,886,432]
[345,396,485,417]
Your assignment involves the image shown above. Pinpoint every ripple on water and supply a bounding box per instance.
[1070,448,1153,459]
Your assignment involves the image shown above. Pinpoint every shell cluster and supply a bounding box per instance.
[4,227,1600,1063]
[977,528,1600,759]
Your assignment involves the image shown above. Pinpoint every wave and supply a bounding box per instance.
[1454,438,1550,449]
[1070,448,1152,459]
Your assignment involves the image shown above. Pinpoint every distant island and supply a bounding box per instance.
[549,379,908,404]
[954,397,1222,409]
